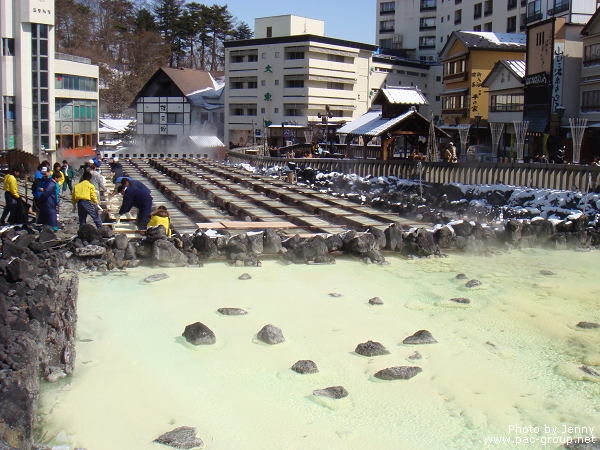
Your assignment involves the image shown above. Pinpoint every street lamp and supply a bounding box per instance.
[474,113,482,145]
[318,105,333,152]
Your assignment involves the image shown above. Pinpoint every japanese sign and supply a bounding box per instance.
[551,43,564,114]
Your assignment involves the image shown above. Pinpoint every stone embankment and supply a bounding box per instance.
[1,207,599,448]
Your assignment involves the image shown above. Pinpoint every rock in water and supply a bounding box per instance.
[182,322,216,345]
[291,360,319,374]
[540,270,557,276]
[313,386,348,399]
[355,340,390,356]
[75,245,106,257]
[238,273,252,280]
[328,292,342,297]
[580,365,600,377]
[374,366,423,380]
[408,351,422,360]
[576,321,600,329]
[144,273,169,283]
[368,297,384,305]
[465,279,482,288]
[455,273,468,280]
[403,330,437,345]
[153,426,204,449]
[450,297,471,304]
[217,307,248,316]
[257,324,285,344]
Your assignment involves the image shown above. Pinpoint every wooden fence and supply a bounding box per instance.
[0,149,40,176]
[228,150,600,191]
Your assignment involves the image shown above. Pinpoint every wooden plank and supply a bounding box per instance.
[196,223,226,229]
[220,220,297,229]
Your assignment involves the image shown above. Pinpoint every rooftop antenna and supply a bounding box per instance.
[303,20,307,34]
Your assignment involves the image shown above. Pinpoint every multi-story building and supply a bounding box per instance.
[524,17,584,159]
[1,0,100,159]
[131,67,224,155]
[579,8,600,160]
[439,31,526,141]
[223,15,377,149]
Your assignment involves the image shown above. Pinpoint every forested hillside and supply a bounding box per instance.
[55,0,253,116]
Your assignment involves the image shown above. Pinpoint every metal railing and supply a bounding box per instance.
[54,52,92,65]
[228,150,600,191]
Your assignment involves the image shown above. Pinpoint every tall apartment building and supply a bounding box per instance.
[1,0,99,157]
[223,15,377,149]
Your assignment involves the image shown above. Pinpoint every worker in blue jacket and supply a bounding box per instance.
[117,185,153,231]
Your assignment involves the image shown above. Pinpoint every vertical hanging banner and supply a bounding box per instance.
[552,43,564,114]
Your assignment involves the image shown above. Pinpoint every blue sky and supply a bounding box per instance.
[214,0,376,45]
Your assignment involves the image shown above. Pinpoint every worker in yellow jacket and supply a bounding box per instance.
[1,166,21,225]
[53,162,65,187]
[147,205,172,237]
[72,171,102,228]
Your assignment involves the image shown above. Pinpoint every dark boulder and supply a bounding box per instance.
[114,233,129,250]
[465,279,482,288]
[403,330,437,345]
[530,219,555,242]
[455,273,468,279]
[325,234,343,253]
[145,225,168,243]
[247,232,263,254]
[355,340,390,356]
[291,360,319,374]
[504,219,523,243]
[368,297,384,305]
[238,273,252,280]
[153,426,204,449]
[374,366,422,380]
[226,234,248,255]
[450,297,471,304]
[576,321,600,329]
[77,224,102,242]
[257,324,285,345]
[350,233,378,254]
[285,235,329,264]
[434,226,455,248]
[263,229,283,254]
[540,270,556,276]
[384,223,404,251]
[152,240,188,267]
[452,220,473,237]
[182,322,216,345]
[192,233,218,259]
[144,273,169,283]
[6,258,39,282]
[217,307,247,315]
[403,228,439,257]
[368,227,387,249]
[313,386,348,399]
[135,240,153,259]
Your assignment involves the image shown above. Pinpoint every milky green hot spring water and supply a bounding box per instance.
[36,250,600,450]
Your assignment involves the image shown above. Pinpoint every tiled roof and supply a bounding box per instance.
[187,135,226,148]
[505,60,526,79]
[162,67,219,96]
[377,87,429,105]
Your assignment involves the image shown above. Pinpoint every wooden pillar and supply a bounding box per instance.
[363,140,368,159]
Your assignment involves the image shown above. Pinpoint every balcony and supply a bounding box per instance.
[419,43,436,49]
[524,12,542,23]
[380,8,395,15]
[379,27,395,33]
[419,24,437,31]
[548,1,569,15]
[507,0,517,10]
[583,58,600,68]
[443,72,468,83]
[420,0,437,11]
[442,108,469,117]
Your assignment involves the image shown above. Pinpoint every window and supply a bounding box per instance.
[232,108,244,116]
[284,104,304,116]
[419,36,436,49]
[2,38,14,56]
[262,53,266,59]
[167,113,184,124]
[442,95,466,110]
[275,80,279,86]
[420,0,437,11]
[490,94,524,111]
[287,51,305,60]
[327,82,344,90]
[581,90,600,112]
[436,76,441,82]
[454,9,462,24]
[474,3,482,18]
[231,81,244,89]
[456,0,462,4]
[248,81,258,89]
[267,27,272,38]
[474,25,482,31]
[484,22,492,31]
[261,108,266,114]
[507,0,517,9]
[328,54,345,63]
[380,38,392,49]
[275,52,280,58]
[286,80,305,88]
[435,96,441,101]
[584,43,600,67]
[380,1,395,13]
[549,0,569,15]
[444,59,466,75]
[247,107,257,116]
[526,0,541,23]
[143,112,159,124]
[441,16,444,22]
[232,55,244,63]
[507,16,517,32]
[261,80,266,86]
[420,17,436,30]
[484,0,493,15]
[535,31,545,46]
[274,108,279,114]
[248,54,258,62]
[380,20,395,32]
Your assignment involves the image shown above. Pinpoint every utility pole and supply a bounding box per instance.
[251,119,256,149]
[318,105,333,152]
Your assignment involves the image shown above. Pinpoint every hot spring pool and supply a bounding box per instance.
[36,250,600,449]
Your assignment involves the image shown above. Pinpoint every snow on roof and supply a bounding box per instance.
[99,119,135,133]
[458,31,526,49]
[378,87,429,105]
[505,60,526,79]
[337,110,382,134]
[187,135,226,148]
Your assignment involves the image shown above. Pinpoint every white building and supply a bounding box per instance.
[223,15,378,149]
[0,0,99,158]
[131,67,225,156]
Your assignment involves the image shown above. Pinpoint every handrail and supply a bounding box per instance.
[227,150,600,191]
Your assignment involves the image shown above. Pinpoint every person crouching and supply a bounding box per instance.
[72,171,102,228]
[147,205,172,237]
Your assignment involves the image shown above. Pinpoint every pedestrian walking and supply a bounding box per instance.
[72,171,102,228]
[37,171,60,231]
[61,160,75,194]
[1,166,21,225]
